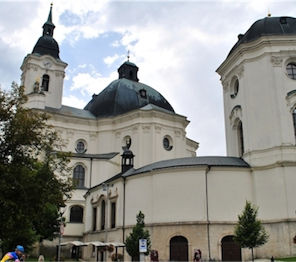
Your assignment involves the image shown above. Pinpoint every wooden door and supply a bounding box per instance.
[170,236,188,261]
[221,235,241,261]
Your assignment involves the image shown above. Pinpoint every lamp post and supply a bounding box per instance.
[57,210,65,262]
[102,183,113,261]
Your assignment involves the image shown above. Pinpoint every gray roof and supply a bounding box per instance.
[85,156,250,197]
[72,152,118,159]
[229,16,296,56]
[84,77,175,118]
[45,105,96,119]
[123,156,250,177]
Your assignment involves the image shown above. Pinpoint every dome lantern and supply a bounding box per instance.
[118,61,139,82]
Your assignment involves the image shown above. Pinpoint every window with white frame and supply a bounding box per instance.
[70,205,83,223]
[73,165,85,188]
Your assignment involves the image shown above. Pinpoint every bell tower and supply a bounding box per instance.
[20,4,67,109]
[217,16,296,167]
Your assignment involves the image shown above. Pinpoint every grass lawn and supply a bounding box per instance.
[277,257,296,261]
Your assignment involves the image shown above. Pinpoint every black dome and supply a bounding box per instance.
[229,16,296,56]
[84,78,175,118]
[32,35,60,59]
[32,4,60,59]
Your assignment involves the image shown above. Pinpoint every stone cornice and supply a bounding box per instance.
[217,36,296,77]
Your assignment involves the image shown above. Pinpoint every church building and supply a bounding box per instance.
[21,5,296,261]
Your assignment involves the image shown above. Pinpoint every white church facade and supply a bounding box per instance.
[21,6,296,262]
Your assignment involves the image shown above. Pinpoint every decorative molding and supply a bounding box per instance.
[142,125,151,133]
[237,65,244,78]
[174,130,181,137]
[55,71,64,77]
[229,105,242,127]
[286,89,296,111]
[155,126,161,133]
[67,130,74,136]
[222,80,229,91]
[109,187,119,200]
[91,193,105,205]
[271,56,283,67]
[132,126,138,132]
[89,133,97,140]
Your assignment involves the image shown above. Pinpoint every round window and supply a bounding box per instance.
[286,63,296,80]
[163,136,173,151]
[76,140,86,153]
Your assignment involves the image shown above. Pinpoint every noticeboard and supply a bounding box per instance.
[139,239,147,253]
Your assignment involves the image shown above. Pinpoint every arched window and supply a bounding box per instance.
[41,74,49,91]
[286,63,296,80]
[111,202,116,228]
[70,205,83,223]
[230,76,239,98]
[73,165,85,188]
[293,109,296,139]
[237,120,244,157]
[101,200,105,230]
[93,207,97,231]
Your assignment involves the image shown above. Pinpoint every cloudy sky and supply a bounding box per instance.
[1,0,295,156]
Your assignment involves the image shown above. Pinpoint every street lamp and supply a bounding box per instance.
[57,209,66,262]
[102,183,113,261]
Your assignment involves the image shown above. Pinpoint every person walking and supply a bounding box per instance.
[1,245,25,262]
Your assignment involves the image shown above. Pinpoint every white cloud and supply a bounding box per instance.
[104,54,121,66]
[62,95,87,109]
[71,71,117,96]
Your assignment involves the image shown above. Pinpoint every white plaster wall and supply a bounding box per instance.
[21,54,67,109]
[207,167,252,221]
[253,167,293,220]
[124,167,207,226]
[284,165,296,218]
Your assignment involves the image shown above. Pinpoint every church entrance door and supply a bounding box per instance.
[170,236,188,261]
[221,235,241,261]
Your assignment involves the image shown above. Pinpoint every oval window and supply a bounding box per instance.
[230,78,239,98]
[163,136,173,151]
[76,140,86,153]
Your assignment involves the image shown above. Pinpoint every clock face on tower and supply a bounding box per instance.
[43,60,52,68]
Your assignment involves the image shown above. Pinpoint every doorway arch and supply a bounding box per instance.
[221,235,241,261]
[169,235,188,261]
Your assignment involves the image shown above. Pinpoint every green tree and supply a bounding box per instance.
[234,201,268,262]
[0,83,73,253]
[125,211,151,261]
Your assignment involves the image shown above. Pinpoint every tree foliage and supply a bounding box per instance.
[125,211,151,261]
[234,201,268,261]
[0,83,73,253]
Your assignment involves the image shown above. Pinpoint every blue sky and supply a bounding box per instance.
[1,0,296,156]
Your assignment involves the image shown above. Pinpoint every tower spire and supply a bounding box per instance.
[47,3,53,24]
[43,3,55,37]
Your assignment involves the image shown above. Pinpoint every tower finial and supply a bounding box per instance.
[127,50,130,61]
[42,3,55,37]
[47,3,53,23]
[267,8,271,17]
